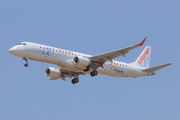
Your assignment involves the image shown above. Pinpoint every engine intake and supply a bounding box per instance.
[45,67,61,79]
[73,56,91,67]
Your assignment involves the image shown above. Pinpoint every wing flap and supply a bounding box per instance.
[142,63,172,73]
[50,78,59,80]
[49,77,67,81]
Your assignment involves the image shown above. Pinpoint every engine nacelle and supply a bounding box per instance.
[45,67,61,79]
[73,56,91,67]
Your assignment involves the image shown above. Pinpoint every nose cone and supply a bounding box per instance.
[9,46,17,55]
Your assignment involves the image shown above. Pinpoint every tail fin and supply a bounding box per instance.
[131,46,151,68]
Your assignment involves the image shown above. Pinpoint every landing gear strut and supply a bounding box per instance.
[23,57,29,67]
[71,78,79,84]
[90,70,98,77]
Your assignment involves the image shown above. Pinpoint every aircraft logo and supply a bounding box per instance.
[110,62,117,70]
[42,47,55,56]
[141,57,150,67]
[138,47,150,65]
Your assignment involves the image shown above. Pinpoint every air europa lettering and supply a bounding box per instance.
[138,48,149,65]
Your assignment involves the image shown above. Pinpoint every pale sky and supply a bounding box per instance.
[1,0,179,120]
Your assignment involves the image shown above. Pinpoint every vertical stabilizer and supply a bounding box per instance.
[131,46,151,68]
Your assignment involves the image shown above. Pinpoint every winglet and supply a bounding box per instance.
[139,37,147,46]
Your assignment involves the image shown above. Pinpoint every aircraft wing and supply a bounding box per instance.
[90,37,147,63]
[141,63,173,73]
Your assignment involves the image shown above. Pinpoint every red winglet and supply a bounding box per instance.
[139,37,147,46]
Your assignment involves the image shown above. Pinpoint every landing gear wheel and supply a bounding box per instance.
[94,70,98,76]
[71,79,76,84]
[90,72,95,77]
[74,78,79,83]
[71,78,79,84]
[24,63,29,67]
[90,70,98,77]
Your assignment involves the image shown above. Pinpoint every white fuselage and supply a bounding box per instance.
[9,42,151,78]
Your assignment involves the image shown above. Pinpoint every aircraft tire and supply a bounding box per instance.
[72,78,79,84]
[24,63,29,67]
[90,72,95,77]
[75,78,79,83]
[71,79,76,84]
[94,70,98,76]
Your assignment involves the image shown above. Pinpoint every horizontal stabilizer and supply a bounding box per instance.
[142,63,172,73]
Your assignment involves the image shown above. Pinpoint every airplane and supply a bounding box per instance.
[9,37,172,84]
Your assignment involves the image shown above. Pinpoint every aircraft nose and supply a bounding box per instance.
[9,46,17,54]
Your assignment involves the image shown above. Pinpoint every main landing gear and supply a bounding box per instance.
[71,78,79,84]
[90,70,98,77]
[23,57,29,67]
[90,64,98,77]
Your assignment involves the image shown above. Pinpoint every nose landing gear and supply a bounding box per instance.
[23,57,29,67]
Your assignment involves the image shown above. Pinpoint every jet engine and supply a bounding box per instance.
[45,67,61,79]
[73,56,91,67]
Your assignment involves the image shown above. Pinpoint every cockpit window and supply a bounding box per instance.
[16,43,26,45]
[16,43,22,45]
